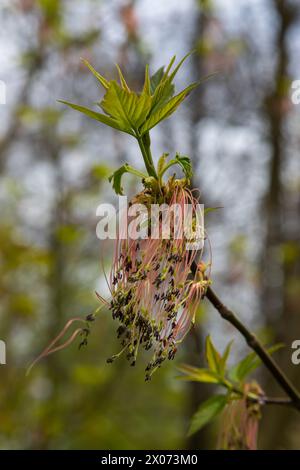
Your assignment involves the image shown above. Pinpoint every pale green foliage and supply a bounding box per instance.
[108,164,147,195]
[157,153,193,181]
[59,53,207,193]
[59,53,200,138]
[179,336,283,435]
[188,395,228,436]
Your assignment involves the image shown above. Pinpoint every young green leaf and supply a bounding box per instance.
[229,343,284,383]
[188,395,227,436]
[100,81,152,134]
[108,164,147,195]
[168,50,195,84]
[204,207,223,215]
[115,64,131,92]
[174,153,193,179]
[58,100,134,135]
[143,64,151,96]
[149,67,165,94]
[177,365,220,384]
[158,153,193,180]
[149,52,193,114]
[205,335,222,374]
[140,82,199,134]
[157,153,169,176]
[81,59,109,89]
[220,340,234,374]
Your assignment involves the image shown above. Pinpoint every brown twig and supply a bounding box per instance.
[191,261,300,411]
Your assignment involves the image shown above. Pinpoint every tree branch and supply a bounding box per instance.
[204,283,300,411]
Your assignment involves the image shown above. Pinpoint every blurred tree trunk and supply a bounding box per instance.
[185,0,213,450]
[259,0,300,449]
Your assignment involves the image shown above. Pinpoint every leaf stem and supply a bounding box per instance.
[136,133,158,179]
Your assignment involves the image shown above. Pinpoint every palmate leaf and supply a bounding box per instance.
[188,395,227,436]
[140,82,198,134]
[100,81,152,135]
[57,100,133,134]
[60,54,207,141]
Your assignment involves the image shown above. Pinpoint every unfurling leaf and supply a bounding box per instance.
[157,153,169,176]
[188,395,227,436]
[157,153,193,181]
[108,164,147,195]
[174,153,193,179]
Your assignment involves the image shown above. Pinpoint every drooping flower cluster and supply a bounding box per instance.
[218,383,262,450]
[104,178,210,380]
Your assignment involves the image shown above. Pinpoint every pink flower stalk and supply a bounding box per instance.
[103,180,210,379]
[218,383,262,450]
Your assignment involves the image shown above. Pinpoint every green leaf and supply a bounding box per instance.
[229,343,284,383]
[150,67,165,94]
[188,395,227,436]
[158,153,193,180]
[62,55,215,140]
[140,82,198,134]
[150,52,193,113]
[108,164,147,195]
[150,78,175,114]
[168,50,195,83]
[204,207,223,215]
[205,335,222,374]
[58,100,133,135]
[220,340,234,374]
[157,153,169,176]
[115,64,131,92]
[81,59,109,89]
[100,81,152,134]
[143,64,151,95]
[178,365,220,384]
[174,153,193,179]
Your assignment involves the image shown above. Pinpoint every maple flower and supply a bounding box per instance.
[103,178,210,379]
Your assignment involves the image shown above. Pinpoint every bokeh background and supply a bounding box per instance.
[0,0,300,449]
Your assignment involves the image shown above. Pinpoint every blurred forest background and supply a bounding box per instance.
[0,0,300,449]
